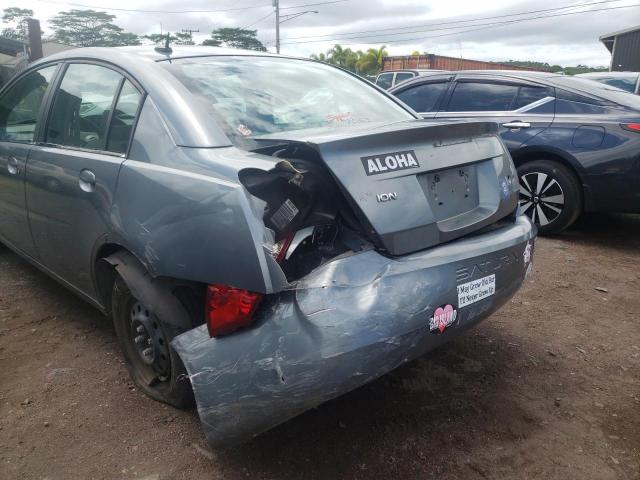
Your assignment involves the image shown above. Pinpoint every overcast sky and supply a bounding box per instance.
[9,0,640,66]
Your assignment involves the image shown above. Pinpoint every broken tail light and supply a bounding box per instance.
[206,285,263,337]
[206,232,294,337]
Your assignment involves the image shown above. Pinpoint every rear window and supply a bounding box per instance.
[583,76,637,93]
[396,82,448,113]
[513,86,553,109]
[446,82,518,111]
[394,72,414,85]
[376,73,393,89]
[162,57,412,142]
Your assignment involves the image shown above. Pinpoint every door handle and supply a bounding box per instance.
[78,169,96,192]
[502,121,531,130]
[7,155,19,175]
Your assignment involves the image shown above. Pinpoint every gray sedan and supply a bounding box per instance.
[0,46,536,447]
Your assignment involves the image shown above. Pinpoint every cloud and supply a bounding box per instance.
[13,0,638,66]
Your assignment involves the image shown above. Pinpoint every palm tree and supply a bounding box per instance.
[356,45,388,75]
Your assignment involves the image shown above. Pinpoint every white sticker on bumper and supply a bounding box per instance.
[457,274,496,308]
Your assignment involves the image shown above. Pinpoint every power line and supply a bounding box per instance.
[241,11,275,29]
[280,0,348,9]
[282,0,624,41]
[280,4,640,45]
[32,0,348,15]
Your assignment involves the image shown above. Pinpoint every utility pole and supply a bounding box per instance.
[181,28,199,45]
[273,0,280,54]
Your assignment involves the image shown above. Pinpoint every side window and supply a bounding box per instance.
[394,72,414,86]
[513,86,553,109]
[46,63,122,151]
[376,73,393,89]
[0,65,57,143]
[445,82,519,112]
[396,82,448,113]
[106,80,143,154]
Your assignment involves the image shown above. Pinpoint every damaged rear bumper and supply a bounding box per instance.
[172,215,535,448]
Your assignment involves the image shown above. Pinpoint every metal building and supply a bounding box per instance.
[600,26,640,72]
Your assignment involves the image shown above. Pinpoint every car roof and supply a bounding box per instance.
[38,45,282,64]
[576,71,639,77]
[378,69,447,75]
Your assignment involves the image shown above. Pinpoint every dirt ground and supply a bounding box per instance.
[1,213,639,480]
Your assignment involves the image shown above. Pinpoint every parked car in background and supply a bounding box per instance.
[374,69,447,89]
[0,47,536,448]
[577,71,640,95]
[390,70,640,234]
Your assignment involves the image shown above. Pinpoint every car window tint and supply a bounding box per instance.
[0,65,57,143]
[396,82,448,112]
[376,73,393,89]
[106,80,143,154]
[394,72,414,85]
[513,86,552,109]
[446,82,518,112]
[46,64,122,151]
[555,99,611,115]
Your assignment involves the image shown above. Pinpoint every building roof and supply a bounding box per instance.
[600,25,640,53]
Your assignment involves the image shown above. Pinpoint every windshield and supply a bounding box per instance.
[550,76,640,109]
[162,56,413,142]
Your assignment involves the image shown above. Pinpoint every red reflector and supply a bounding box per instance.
[206,285,263,337]
[273,232,294,264]
[622,123,640,133]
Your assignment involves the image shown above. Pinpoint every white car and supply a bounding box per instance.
[577,71,640,95]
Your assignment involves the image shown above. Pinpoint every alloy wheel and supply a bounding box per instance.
[519,171,565,226]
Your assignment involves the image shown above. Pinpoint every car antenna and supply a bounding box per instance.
[154,33,173,55]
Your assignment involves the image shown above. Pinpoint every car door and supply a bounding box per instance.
[0,64,59,257]
[26,62,144,296]
[392,77,453,118]
[435,76,555,151]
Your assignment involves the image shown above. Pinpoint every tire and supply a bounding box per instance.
[517,159,582,235]
[111,276,194,408]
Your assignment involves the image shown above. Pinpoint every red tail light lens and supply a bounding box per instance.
[621,123,640,133]
[206,232,294,337]
[206,285,263,337]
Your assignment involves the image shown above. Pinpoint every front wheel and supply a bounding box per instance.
[517,160,582,235]
[112,277,194,408]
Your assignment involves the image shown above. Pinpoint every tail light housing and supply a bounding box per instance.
[206,285,263,337]
[621,123,640,133]
[206,232,295,337]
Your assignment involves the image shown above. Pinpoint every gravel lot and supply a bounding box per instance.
[1,213,639,480]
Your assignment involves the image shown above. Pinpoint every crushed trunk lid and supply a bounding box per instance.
[252,120,519,255]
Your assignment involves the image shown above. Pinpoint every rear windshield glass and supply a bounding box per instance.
[550,76,640,109]
[162,56,413,141]
[582,76,637,93]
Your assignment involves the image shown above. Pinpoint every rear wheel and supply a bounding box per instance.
[517,160,582,235]
[112,277,194,408]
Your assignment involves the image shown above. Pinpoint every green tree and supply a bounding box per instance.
[144,32,195,46]
[202,28,265,51]
[49,9,140,47]
[355,45,388,75]
[2,7,33,40]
